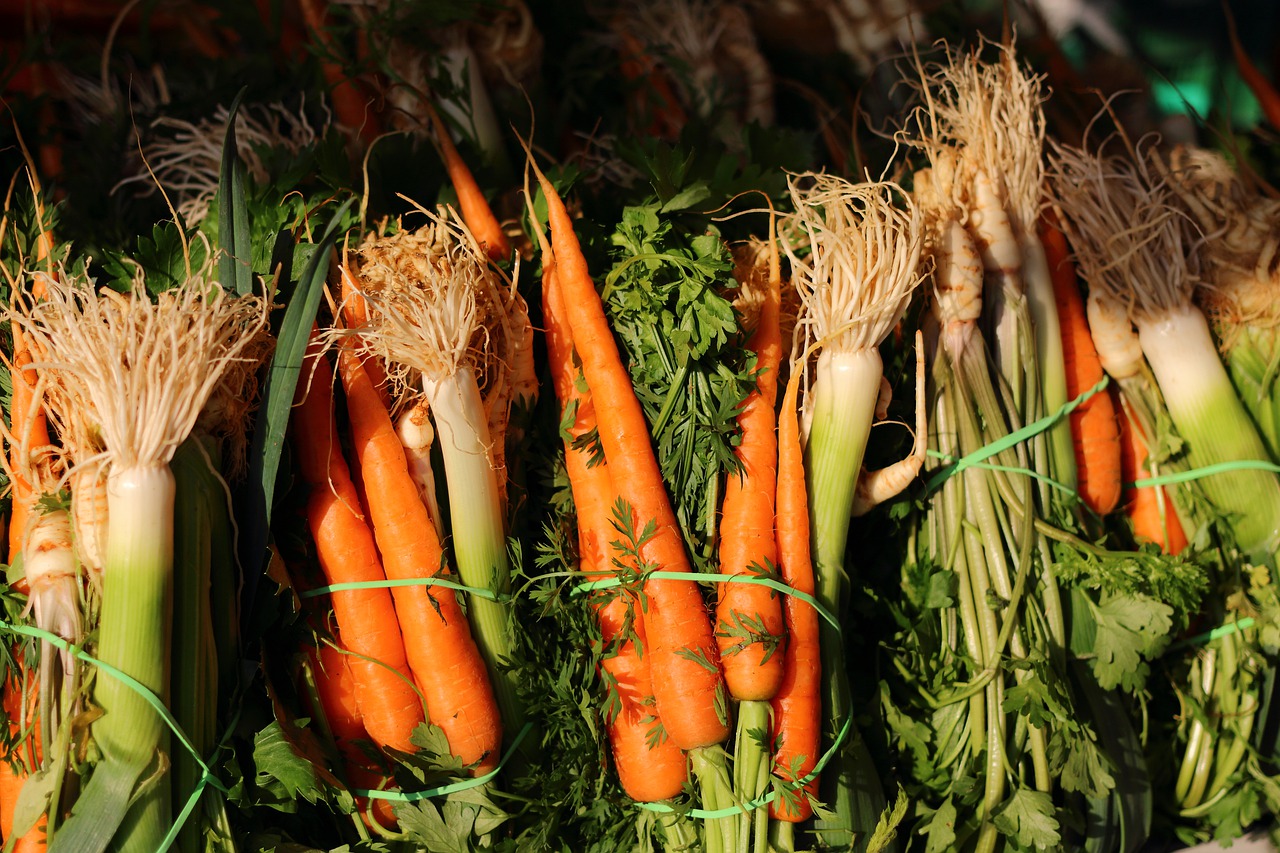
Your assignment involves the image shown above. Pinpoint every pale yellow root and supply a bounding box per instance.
[396,400,445,541]
[853,330,927,516]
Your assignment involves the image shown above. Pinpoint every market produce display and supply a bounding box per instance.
[0,0,1278,850]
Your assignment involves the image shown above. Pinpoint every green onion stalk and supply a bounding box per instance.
[350,210,529,751]
[1155,144,1280,465]
[1050,139,1280,834]
[12,262,265,853]
[780,173,923,850]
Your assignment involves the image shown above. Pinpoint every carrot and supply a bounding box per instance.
[335,343,503,773]
[543,261,687,801]
[292,339,424,754]
[1117,392,1189,555]
[1223,0,1280,131]
[530,157,729,751]
[768,375,822,822]
[423,102,511,261]
[308,644,398,829]
[338,259,392,410]
[8,326,51,567]
[616,30,686,141]
[715,245,785,701]
[1040,210,1121,516]
[1,668,46,851]
[297,0,382,145]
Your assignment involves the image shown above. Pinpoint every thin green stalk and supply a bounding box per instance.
[732,700,772,852]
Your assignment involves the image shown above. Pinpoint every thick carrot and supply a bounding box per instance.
[335,344,502,773]
[338,260,393,410]
[308,644,397,828]
[292,341,424,754]
[768,376,821,822]
[1041,210,1121,517]
[531,159,729,750]
[543,262,687,801]
[423,102,511,261]
[715,248,785,701]
[1117,393,1189,555]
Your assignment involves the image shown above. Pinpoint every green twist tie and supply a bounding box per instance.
[354,722,532,802]
[1132,460,1280,490]
[923,376,1110,495]
[0,618,235,853]
[637,716,852,818]
[1170,616,1257,652]
[301,576,502,601]
[571,570,841,637]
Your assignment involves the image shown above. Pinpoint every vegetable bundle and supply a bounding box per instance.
[2,1,1280,851]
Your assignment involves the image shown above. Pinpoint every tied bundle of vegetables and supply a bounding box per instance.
[881,44,1207,851]
[527,154,747,844]
[8,253,266,853]
[1048,137,1280,842]
[780,172,923,847]
[343,207,527,753]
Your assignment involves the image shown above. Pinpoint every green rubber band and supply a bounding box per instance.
[637,716,853,818]
[302,577,501,601]
[923,453,1079,496]
[0,620,225,789]
[1132,460,1280,490]
[354,722,533,802]
[571,571,842,637]
[923,376,1110,494]
[1170,617,1257,652]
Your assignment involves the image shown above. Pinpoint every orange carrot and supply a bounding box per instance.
[715,247,785,701]
[297,0,382,145]
[335,344,503,773]
[1224,0,1280,130]
[338,260,393,410]
[1117,393,1189,555]
[308,644,398,829]
[531,158,729,751]
[1,668,45,850]
[616,31,686,141]
[423,103,511,261]
[1041,210,1121,517]
[292,340,424,754]
[768,376,821,822]
[8,326,51,567]
[543,261,688,801]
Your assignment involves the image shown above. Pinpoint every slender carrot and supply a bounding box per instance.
[1223,0,1280,130]
[531,157,729,751]
[716,244,786,701]
[423,102,511,261]
[1040,210,1121,516]
[1117,393,1189,555]
[292,340,425,754]
[8,326,51,567]
[335,344,503,773]
[338,259,392,410]
[297,0,382,144]
[769,375,822,822]
[616,30,686,141]
[543,261,687,801]
[1,669,46,851]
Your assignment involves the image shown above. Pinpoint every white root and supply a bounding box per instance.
[396,401,444,541]
[853,330,927,516]
[1086,290,1145,381]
